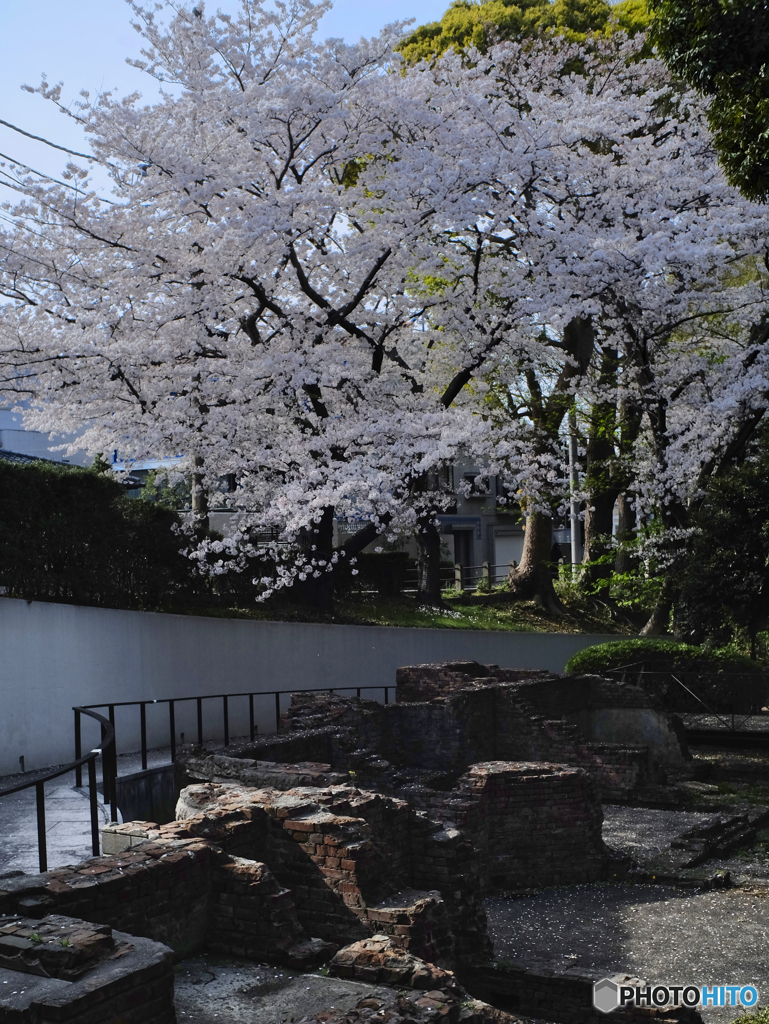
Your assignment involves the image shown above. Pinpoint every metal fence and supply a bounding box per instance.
[402,561,516,594]
[604,662,769,729]
[1,686,396,875]
[75,683,394,777]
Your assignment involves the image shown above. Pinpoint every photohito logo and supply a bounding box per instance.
[593,979,759,1013]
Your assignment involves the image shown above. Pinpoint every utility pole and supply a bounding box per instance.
[568,406,579,575]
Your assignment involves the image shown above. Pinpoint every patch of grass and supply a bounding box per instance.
[683,776,769,809]
[156,583,634,634]
[736,1007,769,1024]
[332,591,632,634]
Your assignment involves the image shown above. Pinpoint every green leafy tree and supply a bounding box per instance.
[397,0,648,62]
[649,0,769,200]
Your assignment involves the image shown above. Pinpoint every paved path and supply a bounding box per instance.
[0,768,109,877]
[0,747,172,877]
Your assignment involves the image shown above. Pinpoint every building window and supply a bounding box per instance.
[463,472,491,497]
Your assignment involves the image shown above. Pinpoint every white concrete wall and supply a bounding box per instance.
[0,597,620,776]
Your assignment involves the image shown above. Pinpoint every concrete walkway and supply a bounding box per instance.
[0,747,173,877]
[0,768,109,877]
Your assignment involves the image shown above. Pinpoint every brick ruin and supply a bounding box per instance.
[0,662,696,1024]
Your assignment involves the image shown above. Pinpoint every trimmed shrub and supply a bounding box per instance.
[565,638,760,675]
[0,460,201,609]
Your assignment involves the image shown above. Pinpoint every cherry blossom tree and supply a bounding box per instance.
[406,33,768,610]
[0,0,493,607]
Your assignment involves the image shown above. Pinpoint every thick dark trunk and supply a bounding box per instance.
[294,505,336,613]
[507,510,563,613]
[614,493,637,574]
[191,455,210,535]
[417,520,443,606]
[581,487,619,589]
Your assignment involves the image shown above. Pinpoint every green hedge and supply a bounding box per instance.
[0,460,201,609]
[565,639,761,675]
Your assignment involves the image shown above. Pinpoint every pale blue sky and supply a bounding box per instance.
[0,0,448,179]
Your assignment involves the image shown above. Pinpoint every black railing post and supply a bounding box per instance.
[74,709,82,788]
[107,704,117,805]
[275,692,281,733]
[36,781,47,873]
[112,738,119,819]
[357,687,361,698]
[249,694,255,742]
[88,756,100,857]
[169,701,176,762]
[140,703,147,771]
[110,773,118,826]
[101,722,110,807]
[197,697,204,747]
[384,687,389,705]
[223,695,229,747]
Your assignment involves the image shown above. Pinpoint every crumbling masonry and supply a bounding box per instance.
[0,663,691,1024]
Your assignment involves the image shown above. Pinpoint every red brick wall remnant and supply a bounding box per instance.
[0,914,176,1024]
[395,663,549,703]
[173,782,461,964]
[251,663,674,800]
[0,781,461,969]
[448,762,608,889]
[0,820,331,966]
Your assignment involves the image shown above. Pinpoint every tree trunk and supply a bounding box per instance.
[507,510,563,613]
[191,455,209,535]
[640,575,675,636]
[614,492,637,574]
[417,519,443,606]
[294,505,336,614]
[581,487,619,589]
[580,348,618,590]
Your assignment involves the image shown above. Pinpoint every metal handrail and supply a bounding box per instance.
[0,708,115,873]
[74,684,393,782]
[605,663,767,730]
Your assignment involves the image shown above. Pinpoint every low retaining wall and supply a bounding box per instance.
[0,597,620,775]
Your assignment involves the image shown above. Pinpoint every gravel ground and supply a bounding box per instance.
[485,883,769,1024]
[602,804,715,861]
